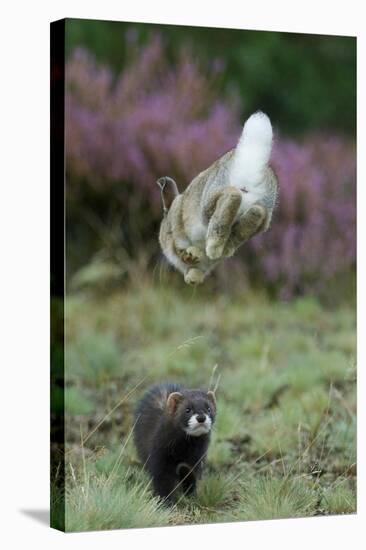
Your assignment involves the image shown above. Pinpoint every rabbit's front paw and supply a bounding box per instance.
[184,268,205,286]
[179,246,203,265]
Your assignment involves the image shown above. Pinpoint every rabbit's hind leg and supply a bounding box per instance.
[205,187,242,260]
[223,204,267,257]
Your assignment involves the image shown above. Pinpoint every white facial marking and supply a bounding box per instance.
[184,414,212,436]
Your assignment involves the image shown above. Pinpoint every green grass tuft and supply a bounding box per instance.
[321,481,356,515]
[237,476,318,521]
[196,474,235,510]
[65,464,173,532]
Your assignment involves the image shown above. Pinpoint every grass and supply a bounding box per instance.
[236,476,318,520]
[61,276,356,531]
[320,481,356,515]
[65,467,174,531]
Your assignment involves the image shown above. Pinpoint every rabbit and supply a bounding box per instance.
[157,111,279,285]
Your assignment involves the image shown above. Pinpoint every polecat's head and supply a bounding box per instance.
[166,389,216,437]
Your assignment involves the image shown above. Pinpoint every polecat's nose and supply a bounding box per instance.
[196,414,206,423]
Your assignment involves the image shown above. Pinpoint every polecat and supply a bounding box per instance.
[133,383,216,502]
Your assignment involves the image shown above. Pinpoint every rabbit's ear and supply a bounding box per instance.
[156,177,179,216]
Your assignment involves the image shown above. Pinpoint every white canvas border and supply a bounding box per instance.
[0,1,363,549]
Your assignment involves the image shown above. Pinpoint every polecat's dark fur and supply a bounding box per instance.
[134,383,216,502]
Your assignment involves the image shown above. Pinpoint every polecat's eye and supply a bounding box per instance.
[186,407,191,414]
[207,407,211,413]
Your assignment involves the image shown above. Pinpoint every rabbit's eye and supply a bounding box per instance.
[186,407,191,414]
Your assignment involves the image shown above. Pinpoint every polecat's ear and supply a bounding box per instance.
[157,176,179,216]
[207,391,216,407]
[166,391,184,415]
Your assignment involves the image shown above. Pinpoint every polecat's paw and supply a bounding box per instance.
[206,238,225,260]
[184,268,205,286]
[180,246,203,265]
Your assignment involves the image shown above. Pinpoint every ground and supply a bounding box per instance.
[58,277,356,531]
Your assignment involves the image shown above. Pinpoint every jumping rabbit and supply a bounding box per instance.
[158,111,279,285]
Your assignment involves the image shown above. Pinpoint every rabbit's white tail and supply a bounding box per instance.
[230,111,273,190]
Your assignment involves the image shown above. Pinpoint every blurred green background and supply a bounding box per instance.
[66,18,356,136]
